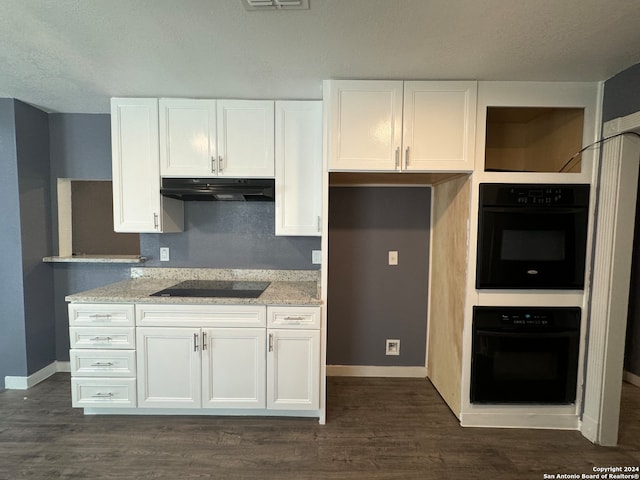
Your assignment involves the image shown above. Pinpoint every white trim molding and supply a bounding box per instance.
[4,361,70,390]
[623,370,640,388]
[326,365,427,378]
[581,114,640,446]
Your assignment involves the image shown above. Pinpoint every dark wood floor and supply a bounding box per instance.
[0,374,638,480]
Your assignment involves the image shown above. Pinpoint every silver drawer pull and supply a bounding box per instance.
[90,336,112,342]
[91,362,114,367]
[284,316,305,321]
[91,392,114,398]
[89,313,112,320]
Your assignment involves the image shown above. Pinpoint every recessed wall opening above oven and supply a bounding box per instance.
[476,183,590,290]
[484,107,585,173]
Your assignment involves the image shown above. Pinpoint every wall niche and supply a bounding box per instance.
[484,107,585,173]
[51,179,141,262]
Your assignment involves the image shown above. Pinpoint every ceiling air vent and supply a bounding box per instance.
[241,0,309,11]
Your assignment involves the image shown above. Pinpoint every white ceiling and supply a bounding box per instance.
[2,0,640,113]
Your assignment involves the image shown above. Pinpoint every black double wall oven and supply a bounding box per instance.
[471,183,589,405]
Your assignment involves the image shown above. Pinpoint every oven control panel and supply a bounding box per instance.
[473,306,581,330]
[500,313,551,326]
[479,183,590,207]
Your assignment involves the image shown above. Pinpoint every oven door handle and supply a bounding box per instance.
[475,330,578,338]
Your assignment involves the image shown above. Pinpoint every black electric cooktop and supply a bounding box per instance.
[150,280,270,299]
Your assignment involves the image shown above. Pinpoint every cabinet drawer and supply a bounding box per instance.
[267,306,321,329]
[136,304,266,327]
[71,378,137,408]
[69,327,136,349]
[70,349,136,377]
[68,304,135,327]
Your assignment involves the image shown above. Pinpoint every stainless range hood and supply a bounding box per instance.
[160,178,275,201]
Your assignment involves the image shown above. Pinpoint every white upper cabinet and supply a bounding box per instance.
[275,101,323,236]
[159,99,217,176]
[111,98,183,233]
[402,81,477,171]
[326,80,403,171]
[159,98,275,178]
[217,100,275,177]
[325,80,477,172]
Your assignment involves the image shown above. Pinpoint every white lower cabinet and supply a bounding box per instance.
[136,326,266,409]
[202,328,266,409]
[68,303,137,409]
[136,327,201,408]
[267,329,320,410]
[267,306,321,411]
[71,377,137,408]
[69,302,321,416]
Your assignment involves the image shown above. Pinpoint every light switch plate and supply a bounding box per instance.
[388,250,398,265]
[160,247,170,262]
[312,250,322,264]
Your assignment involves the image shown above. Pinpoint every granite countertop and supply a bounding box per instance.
[65,268,322,306]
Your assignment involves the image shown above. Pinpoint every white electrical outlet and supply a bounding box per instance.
[159,247,170,262]
[388,250,398,265]
[386,339,400,356]
[312,250,322,264]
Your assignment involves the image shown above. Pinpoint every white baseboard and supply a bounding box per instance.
[623,370,640,388]
[327,365,427,378]
[461,412,580,431]
[4,360,71,390]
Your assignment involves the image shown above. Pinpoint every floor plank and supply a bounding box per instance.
[0,374,638,479]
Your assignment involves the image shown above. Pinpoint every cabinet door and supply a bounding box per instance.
[217,100,275,177]
[202,328,266,409]
[159,98,217,176]
[275,101,322,236]
[136,327,200,408]
[267,329,320,410]
[402,81,477,171]
[111,98,183,233]
[326,80,403,171]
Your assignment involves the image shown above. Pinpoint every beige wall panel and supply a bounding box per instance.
[427,175,470,418]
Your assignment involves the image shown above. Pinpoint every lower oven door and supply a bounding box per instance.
[471,308,580,404]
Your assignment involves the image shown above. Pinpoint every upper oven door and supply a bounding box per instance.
[476,193,589,289]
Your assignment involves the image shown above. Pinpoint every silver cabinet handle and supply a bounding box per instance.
[89,314,112,321]
[211,156,216,174]
[317,216,321,233]
[202,332,207,351]
[90,336,112,342]
[394,147,400,170]
[268,333,274,352]
[91,362,114,367]
[91,392,114,398]
[153,213,159,230]
[218,156,224,173]
[284,316,305,321]
[194,332,199,352]
[405,146,410,169]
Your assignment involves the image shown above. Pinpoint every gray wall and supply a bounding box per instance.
[0,99,56,389]
[15,101,56,376]
[602,62,640,376]
[141,202,321,269]
[327,187,431,367]
[602,63,640,123]
[48,114,131,361]
[0,99,27,388]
